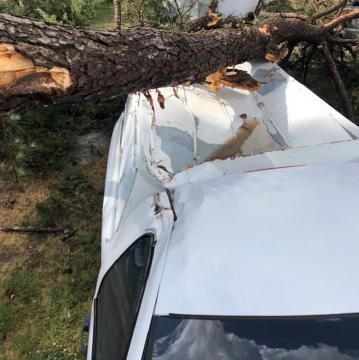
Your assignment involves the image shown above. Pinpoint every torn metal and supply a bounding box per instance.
[101,61,359,246]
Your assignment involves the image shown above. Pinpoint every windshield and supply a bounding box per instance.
[144,315,359,360]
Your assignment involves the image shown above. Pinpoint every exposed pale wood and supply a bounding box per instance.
[206,118,260,161]
[205,68,262,92]
[0,43,72,92]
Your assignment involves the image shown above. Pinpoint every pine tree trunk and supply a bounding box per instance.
[0,11,356,111]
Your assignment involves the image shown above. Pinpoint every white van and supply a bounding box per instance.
[82,61,359,360]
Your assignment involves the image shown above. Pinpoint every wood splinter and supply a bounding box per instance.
[265,42,289,63]
[205,68,263,92]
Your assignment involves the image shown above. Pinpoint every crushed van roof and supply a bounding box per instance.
[155,163,359,317]
[146,62,357,183]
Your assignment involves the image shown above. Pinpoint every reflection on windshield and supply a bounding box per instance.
[145,316,359,360]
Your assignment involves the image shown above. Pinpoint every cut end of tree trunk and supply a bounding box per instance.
[0,43,72,95]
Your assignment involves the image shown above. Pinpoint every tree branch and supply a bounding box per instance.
[327,35,359,45]
[324,9,359,31]
[319,42,354,120]
[0,226,74,234]
[311,0,349,22]
[279,13,309,21]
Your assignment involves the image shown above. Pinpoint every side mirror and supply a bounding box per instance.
[81,313,91,357]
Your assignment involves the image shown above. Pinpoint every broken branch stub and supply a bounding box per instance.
[205,68,262,92]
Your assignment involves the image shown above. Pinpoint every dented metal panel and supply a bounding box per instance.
[247,62,353,147]
[155,163,359,317]
[101,61,359,226]
[137,61,356,184]
[95,59,359,360]
[168,139,359,188]
[150,87,195,174]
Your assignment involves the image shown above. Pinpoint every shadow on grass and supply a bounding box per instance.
[89,0,114,30]
[0,161,107,359]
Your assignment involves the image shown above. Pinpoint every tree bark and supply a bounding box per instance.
[0,10,358,111]
[113,0,121,29]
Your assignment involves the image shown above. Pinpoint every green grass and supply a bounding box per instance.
[0,159,107,359]
[0,302,23,334]
[4,272,41,305]
[0,0,5,12]
[265,0,309,12]
[27,348,78,360]
[89,0,114,30]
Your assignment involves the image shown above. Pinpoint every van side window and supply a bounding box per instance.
[94,234,154,360]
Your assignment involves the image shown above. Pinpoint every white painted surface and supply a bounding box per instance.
[156,163,359,317]
[101,98,138,252]
[168,140,359,188]
[165,0,260,18]
[242,62,353,147]
[141,62,356,178]
[87,194,174,360]
[92,60,359,360]
[218,0,260,17]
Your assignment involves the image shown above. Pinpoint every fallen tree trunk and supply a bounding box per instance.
[0,10,358,111]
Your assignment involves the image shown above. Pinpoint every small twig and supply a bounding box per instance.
[312,0,349,22]
[254,0,264,16]
[260,11,309,20]
[323,9,359,32]
[172,0,184,23]
[177,0,198,23]
[279,12,309,21]
[0,226,74,235]
[336,0,348,17]
[308,0,320,13]
[320,42,354,120]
